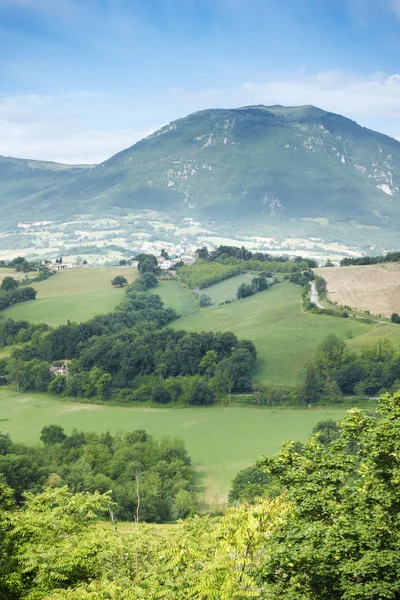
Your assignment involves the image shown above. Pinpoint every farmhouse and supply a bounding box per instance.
[47,262,82,272]
[49,364,68,376]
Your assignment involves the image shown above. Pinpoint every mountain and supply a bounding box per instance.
[1,105,400,243]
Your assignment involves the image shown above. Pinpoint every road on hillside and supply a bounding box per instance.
[310,281,325,309]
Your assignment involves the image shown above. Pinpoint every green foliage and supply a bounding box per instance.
[136,253,158,275]
[0,428,196,523]
[1,276,19,291]
[237,283,254,299]
[198,292,212,307]
[0,286,36,312]
[305,334,400,400]
[40,424,67,445]
[171,280,376,388]
[257,392,400,599]
[177,259,243,289]
[111,275,128,287]
[228,466,281,505]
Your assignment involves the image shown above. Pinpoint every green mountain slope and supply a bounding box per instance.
[1,105,400,241]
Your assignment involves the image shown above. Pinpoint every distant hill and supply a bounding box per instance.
[1,105,400,244]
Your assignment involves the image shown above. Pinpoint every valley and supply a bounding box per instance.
[0,388,361,511]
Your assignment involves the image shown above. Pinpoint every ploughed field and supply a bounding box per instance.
[2,267,138,326]
[0,388,353,511]
[315,263,400,318]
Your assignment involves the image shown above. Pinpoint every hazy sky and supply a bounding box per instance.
[1,0,400,163]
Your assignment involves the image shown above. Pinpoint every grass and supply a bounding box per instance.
[2,267,138,326]
[0,268,34,284]
[202,273,256,304]
[158,280,391,387]
[151,280,199,317]
[0,388,357,511]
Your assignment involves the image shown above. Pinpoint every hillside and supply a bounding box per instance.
[1,105,400,245]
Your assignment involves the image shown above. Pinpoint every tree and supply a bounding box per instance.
[196,246,209,259]
[229,465,281,504]
[237,283,254,299]
[391,312,400,324]
[40,424,67,445]
[0,276,18,291]
[111,275,128,287]
[198,292,212,307]
[258,392,400,599]
[251,276,269,292]
[311,418,340,444]
[137,253,158,274]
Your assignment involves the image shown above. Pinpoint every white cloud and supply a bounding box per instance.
[0,92,157,163]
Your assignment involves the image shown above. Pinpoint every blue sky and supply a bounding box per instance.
[1,0,400,162]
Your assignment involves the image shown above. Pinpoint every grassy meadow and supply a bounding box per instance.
[0,388,355,511]
[2,267,138,326]
[202,272,256,304]
[151,280,199,317]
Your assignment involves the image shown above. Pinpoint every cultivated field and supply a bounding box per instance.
[315,263,400,318]
[167,281,380,386]
[3,267,138,326]
[0,389,354,511]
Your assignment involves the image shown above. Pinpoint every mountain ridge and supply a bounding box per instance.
[1,104,399,245]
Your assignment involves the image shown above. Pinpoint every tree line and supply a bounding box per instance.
[340,250,400,266]
[0,284,36,312]
[197,245,318,267]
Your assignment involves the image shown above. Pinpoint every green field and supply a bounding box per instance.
[202,273,256,304]
[0,388,354,511]
[2,267,138,326]
[157,280,399,387]
[151,280,199,317]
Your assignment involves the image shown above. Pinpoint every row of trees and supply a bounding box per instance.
[340,250,400,266]
[197,245,318,268]
[1,394,399,599]
[236,275,271,299]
